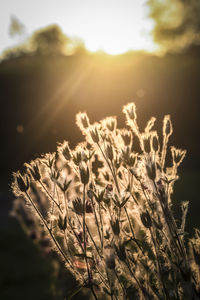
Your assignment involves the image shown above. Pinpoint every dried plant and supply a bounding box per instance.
[11,103,200,299]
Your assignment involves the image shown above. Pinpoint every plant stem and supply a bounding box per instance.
[150,227,170,300]
[69,285,83,300]
[83,184,99,300]
[161,135,168,170]
[97,143,120,194]
[63,191,69,228]
[90,196,102,248]
[113,269,127,298]
[86,223,102,258]
[153,180,185,259]
[124,206,144,255]
[110,160,120,194]
[125,259,149,300]
[50,183,56,230]
[98,203,104,250]
[39,180,62,213]
[25,191,70,265]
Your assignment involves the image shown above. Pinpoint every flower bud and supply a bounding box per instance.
[105,252,116,269]
[140,211,152,228]
[79,165,89,185]
[105,117,116,132]
[29,162,41,181]
[104,229,110,240]
[163,115,173,137]
[192,243,200,266]
[89,127,99,143]
[73,151,82,166]
[106,184,113,192]
[171,146,186,167]
[152,133,159,152]
[143,136,151,153]
[81,114,89,128]
[85,200,93,213]
[103,196,111,206]
[58,214,67,231]
[73,198,83,215]
[111,218,120,236]
[121,130,131,146]
[157,180,168,207]
[115,242,127,261]
[63,179,72,192]
[77,231,88,244]
[94,190,104,203]
[87,189,93,199]
[16,173,30,193]
[51,170,60,182]
[29,231,37,240]
[62,144,71,160]
[123,103,137,120]
[105,144,114,161]
[146,159,156,181]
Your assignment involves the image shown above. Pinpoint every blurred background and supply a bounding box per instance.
[0,0,200,299]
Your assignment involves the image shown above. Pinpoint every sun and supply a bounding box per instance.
[62,0,157,55]
[0,0,158,56]
[84,25,156,55]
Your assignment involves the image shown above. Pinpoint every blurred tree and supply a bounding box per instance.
[2,45,28,60]
[71,37,88,56]
[1,16,27,60]
[147,0,200,53]
[30,24,68,55]
[9,15,26,38]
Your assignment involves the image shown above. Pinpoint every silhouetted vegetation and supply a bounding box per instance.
[1,24,87,61]
[9,15,26,38]
[147,0,200,53]
[30,25,68,56]
[11,103,200,299]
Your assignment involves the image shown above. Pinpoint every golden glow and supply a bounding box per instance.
[1,0,158,55]
[62,0,157,55]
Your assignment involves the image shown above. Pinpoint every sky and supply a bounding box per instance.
[0,0,157,55]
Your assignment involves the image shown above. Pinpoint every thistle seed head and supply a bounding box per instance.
[28,162,41,181]
[16,173,30,193]
[89,126,99,143]
[163,115,173,137]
